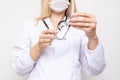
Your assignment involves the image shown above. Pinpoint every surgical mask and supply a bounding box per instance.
[49,0,70,12]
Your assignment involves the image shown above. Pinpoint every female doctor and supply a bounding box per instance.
[12,0,106,80]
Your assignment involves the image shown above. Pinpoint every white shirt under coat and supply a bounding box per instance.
[12,17,106,80]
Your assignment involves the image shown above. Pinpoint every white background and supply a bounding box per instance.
[0,0,120,80]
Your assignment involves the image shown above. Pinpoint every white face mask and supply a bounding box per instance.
[49,0,70,12]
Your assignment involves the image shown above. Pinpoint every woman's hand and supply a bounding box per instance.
[30,29,57,61]
[70,12,97,40]
[37,29,58,50]
[70,12,98,50]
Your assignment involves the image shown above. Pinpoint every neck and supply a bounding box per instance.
[50,11,66,23]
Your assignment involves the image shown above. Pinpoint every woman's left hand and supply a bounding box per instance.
[70,12,97,40]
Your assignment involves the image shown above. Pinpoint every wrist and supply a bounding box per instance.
[36,42,44,52]
[30,43,44,61]
[88,35,98,41]
[88,35,98,50]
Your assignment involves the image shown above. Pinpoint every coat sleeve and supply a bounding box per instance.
[12,20,36,76]
[79,31,106,76]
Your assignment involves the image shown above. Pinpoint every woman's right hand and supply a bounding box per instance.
[30,29,58,61]
[37,29,58,50]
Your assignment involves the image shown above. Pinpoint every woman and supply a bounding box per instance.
[12,0,106,80]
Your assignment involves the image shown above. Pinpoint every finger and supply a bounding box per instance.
[71,12,95,18]
[70,17,96,23]
[44,43,51,46]
[39,37,52,47]
[47,34,56,40]
[70,22,96,28]
[40,34,55,40]
[41,42,51,47]
[42,29,58,35]
[73,27,92,33]
[40,38,51,43]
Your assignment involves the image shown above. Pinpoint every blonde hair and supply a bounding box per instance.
[36,0,77,22]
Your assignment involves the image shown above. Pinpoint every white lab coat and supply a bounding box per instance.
[12,17,106,80]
